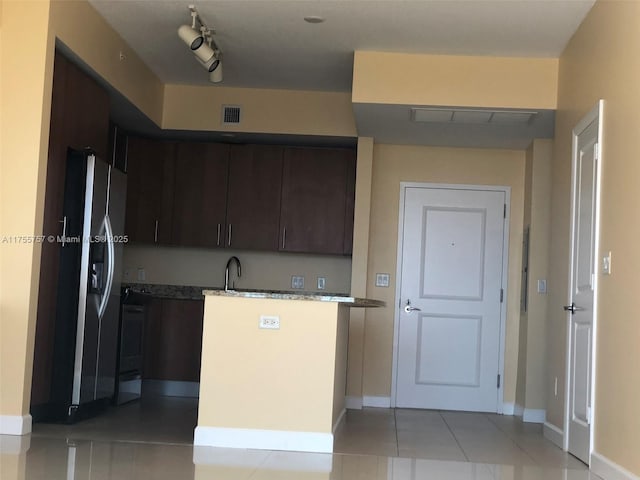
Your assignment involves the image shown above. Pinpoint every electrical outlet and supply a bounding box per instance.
[317,277,326,290]
[259,315,280,330]
[554,377,558,397]
[137,268,146,282]
[291,275,304,289]
[375,273,390,287]
[124,269,131,280]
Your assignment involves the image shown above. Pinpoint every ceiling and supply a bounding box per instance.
[85,0,595,148]
[89,0,596,93]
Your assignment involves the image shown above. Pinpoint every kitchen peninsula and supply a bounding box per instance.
[194,289,383,453]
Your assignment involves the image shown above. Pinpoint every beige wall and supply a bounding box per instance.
[352,51,558,109]
[363,144,525,402]
[346,138,374,400]
[122,246,352,294]
[548,0,640,473]
[0,0,54,420]
[516,140,552,412]
[162,84,356,137]
[199,296,341,432]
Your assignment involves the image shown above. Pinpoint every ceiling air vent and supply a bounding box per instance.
[222,105,242,125]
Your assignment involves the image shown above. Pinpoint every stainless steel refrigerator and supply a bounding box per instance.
[50,148,126,422]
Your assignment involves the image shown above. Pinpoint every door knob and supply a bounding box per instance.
[404,299,422,313]
[563,302,584,314]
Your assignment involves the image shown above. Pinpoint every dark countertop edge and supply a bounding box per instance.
[122,283,385,307]
[202,289,385,308]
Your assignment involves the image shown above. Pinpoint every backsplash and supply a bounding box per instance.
[121,245,352,294]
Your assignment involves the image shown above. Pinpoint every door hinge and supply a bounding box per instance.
[586,406,592,425]
[594,142,599,161]
[500,288,504,303]
[503,204,507,218]
[497,374,501,389]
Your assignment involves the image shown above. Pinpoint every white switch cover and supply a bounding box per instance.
[537,279,547,294]
[291,276,304,289]
[137,268,146,282]
[259,315,280,329]
[375,273,390,287]
[317,277,326,290]
[602,251,612,275]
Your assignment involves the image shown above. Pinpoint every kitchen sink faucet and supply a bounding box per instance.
[224,256,242,291]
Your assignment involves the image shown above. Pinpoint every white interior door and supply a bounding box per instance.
[566,103,602,464]
[395,185,507,412]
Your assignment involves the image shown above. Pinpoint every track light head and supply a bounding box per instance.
[209,61,223,83]
[197,51,220,73]
[178,24,204,50]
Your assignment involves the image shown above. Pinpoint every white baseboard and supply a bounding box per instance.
[543,422,564,448]
[502,402,515,415]
[362,396,391,408]
[194,426,334,453]
[143,380,199,398]
[522,408,546,423]
[514,403,525,417]
[591,451,640,480]
[332,408,346,433]
[345,396,363,410]
[0,415,32,435]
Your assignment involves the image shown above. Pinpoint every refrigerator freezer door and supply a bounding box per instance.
[73,154,110,405]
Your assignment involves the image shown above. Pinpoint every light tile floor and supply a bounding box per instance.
[0,398,602,480]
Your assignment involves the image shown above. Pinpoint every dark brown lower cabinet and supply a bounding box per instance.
[143,298,204,383]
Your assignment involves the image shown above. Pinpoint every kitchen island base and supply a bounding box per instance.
[196,294,352,453]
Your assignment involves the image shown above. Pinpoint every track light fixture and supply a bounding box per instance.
[177,5,223,83]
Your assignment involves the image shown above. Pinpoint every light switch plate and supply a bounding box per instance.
[291,275,304,289]
[602,251,612,275]
[375,273,390,287]
[537,279,547,294]
[317,277,326,290]
[137,268,146,282]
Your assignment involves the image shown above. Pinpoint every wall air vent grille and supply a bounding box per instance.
[222,105,242,125]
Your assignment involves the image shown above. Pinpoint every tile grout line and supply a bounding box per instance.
[439,411,470,462]
[483,413,540,465]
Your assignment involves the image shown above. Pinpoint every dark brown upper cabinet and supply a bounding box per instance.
[125,137,176,244]
[226,145,284,251]
[279,147,356,255]
[172,142,229,248]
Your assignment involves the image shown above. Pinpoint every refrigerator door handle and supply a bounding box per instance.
[97,214,115,320]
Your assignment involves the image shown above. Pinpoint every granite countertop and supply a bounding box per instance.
[203,288,385,308]
[123,283,384,307]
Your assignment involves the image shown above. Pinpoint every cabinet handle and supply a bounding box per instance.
[282,227,287,249]
[154,220,159,243]
[60,216,67,247]
[217,224,221,246]
[228,224,232,247]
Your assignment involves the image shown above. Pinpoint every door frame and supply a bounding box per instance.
[390,182,511,412]
[563,100,604,460]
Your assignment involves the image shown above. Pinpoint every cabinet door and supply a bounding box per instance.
[280,147,356,254]
[226,145,283,251]
[172,143,229,248]
[65,59,110,159]
[142,299,204,382]
[125,137,175,244]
